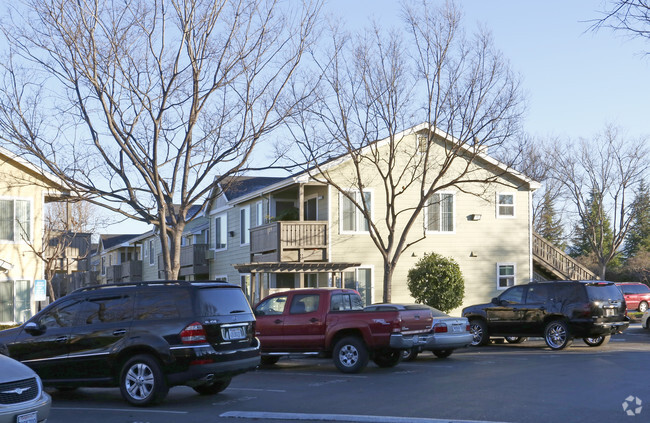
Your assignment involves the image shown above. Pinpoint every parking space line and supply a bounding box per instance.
[220,411,510,423]
[52,407,187,414]
[229,388,287,392]
[255,371,368,379]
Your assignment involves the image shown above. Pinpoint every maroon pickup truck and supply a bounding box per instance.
[253,288,434,373]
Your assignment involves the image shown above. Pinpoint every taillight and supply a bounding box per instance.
[466,324,471,332]
[433,323,448,333]
[180,322,207,344]
[391,317,402,333]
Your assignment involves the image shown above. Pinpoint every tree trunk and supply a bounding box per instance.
[382,261,395,303]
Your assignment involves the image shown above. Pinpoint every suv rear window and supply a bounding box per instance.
[585,283,624,301]
[197,287,252,316]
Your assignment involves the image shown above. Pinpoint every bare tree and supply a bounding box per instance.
[549,126,650,279]
[0,0,321,279]
[287,2,524,302]
[594,0,650,45]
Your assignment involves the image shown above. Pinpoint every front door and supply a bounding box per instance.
[343,268,372,306]
[8,298,87,381]
[254,294,289,350]
[486,285,527,335]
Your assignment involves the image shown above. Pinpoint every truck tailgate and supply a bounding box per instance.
[398,309,433,334]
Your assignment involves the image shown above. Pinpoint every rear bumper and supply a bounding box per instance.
[389,333,434,349]
[421,333,473,350]
[569,320,630,337]
[167,338,261,386]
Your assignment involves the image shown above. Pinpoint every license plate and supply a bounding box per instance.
[604,308,615,317]
[452,325,463,333]
[17,412,37,423]
[227,327,245,340]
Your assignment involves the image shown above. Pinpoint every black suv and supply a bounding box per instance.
[0,281,260,406]
[462,280,629,350]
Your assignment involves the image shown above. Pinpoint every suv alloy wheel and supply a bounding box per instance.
[544,320,573,350]
[120,354,169,406]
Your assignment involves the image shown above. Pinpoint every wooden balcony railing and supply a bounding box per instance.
[250,221,328,263]
[179,244,209,277]
[106,261,142,283]
[533,232,597,280]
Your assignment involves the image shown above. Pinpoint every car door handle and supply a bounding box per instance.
[113,329,127,336]
[55,336,68,343]
[274,319,282,324]
[309,318,319,323]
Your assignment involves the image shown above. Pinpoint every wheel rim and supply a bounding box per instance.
[470,323,483,345]
[125,363,155,400]
[338,344,359,367]
[585,336,602,345]
[401,350,412,360]
[546,323,567,348]
[640,303,648,313]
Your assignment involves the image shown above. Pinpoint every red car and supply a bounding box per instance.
[616,283,650,312]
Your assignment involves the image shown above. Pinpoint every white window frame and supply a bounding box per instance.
[240,206,250,245]
[497,263,516,290]
[339,190,373,234]
[101,256,106,275]
[148,240,155,266]
[424,192,456,234]
[256,201,264,226]
[0,197,33,244]
[214,213,227,251]
[496,192,516,218]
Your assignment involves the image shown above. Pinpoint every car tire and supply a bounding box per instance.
[639,302,649,313]
[469,319,490,346]
[433,349,453,358]
[504,336,528,344]
[260,356,280,366]
[583,335,610,347]
[544,320,573,350]
[373,350,402,368]
[401,348,419,361]
[119,354,169,406]
[193,377,231,395]
[333,336,369,373]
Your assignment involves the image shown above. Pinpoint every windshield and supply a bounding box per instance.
[585,283,624,301]
[197,287,253,316]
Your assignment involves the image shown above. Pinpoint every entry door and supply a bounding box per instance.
[486,285,526,335]
[0,281,13,322]
[282,293,325,350]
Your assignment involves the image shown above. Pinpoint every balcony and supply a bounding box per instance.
[179,244,209,277]
[250,221,328,263]
[106,261,142,283]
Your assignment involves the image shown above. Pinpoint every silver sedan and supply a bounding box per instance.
[0,354,51,423]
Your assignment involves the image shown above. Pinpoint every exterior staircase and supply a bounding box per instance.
[532,232,598,281]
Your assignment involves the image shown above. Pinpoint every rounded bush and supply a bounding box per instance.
[406,252,465,313]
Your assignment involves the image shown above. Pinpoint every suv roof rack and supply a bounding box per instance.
[71,280,206,294]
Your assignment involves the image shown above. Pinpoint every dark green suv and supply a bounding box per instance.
[0,281,260,406]
[462,280,630,350]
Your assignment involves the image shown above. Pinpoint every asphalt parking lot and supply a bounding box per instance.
[47,323,650,423]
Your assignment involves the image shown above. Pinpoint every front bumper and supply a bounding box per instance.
[0,391,51,423]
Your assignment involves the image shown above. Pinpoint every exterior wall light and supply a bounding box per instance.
[470,214,482,221]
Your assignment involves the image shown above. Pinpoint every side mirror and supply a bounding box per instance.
[491,297,500,305]
[23,322,44,335]
[254,309,265,317]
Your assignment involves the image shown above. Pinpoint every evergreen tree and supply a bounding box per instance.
[624,181,650,258]
[535,191,565,248]
[569,190,621,268]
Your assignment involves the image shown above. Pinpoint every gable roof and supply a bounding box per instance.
[100,234,142,251]
[0,146,69,193]
[213,123,541,205]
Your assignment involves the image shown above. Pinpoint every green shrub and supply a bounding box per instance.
[407,252,465,313]
[0,324,19,331]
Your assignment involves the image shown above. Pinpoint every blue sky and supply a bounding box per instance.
[106,0,650,234]
[324,0,650,140]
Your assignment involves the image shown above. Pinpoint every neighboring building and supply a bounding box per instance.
[0,147,69,323]
[96,234,143,284]
[205,124,543,311]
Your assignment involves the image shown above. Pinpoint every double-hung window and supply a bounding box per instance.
[240,206,250,245]
[497,193,515,218]
[0,198,31,242]
[214,214,227,250]
[425,193,454,233]
[497,263,516,289]
[340,191,371,233]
